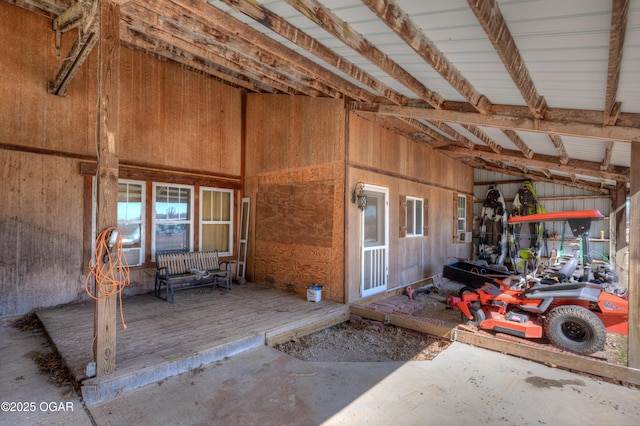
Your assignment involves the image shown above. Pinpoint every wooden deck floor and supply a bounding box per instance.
[37,283,349,402]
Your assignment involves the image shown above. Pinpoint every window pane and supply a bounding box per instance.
[118,182,142,221]
[415,199,423,233]
[120,224,141,248]
[156,186,190,220]
[202,224,230,252]
[202,190,213,221]
[407,199,415,234]
[155,224,190,252]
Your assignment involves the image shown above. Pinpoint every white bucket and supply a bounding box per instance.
[307,285,322,302]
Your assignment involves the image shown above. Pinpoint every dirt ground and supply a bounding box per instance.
[275,281,628,366]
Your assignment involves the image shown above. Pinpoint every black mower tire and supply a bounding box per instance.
[462,305,486,326]
[543,305,607,355]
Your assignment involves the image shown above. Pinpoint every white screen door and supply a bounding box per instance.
[361,185,389,298]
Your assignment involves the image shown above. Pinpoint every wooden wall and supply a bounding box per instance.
[346,113,473,302]
[244,95,346,303]
[0,2,242,316]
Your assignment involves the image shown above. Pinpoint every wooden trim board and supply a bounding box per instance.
[350,305,640,386]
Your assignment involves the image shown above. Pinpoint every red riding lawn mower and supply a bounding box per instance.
[447,210,629,355]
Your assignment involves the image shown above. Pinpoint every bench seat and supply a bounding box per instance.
[154,251,231,303]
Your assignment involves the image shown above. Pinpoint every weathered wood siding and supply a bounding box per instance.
[346,113,473,302]
[0,2,242,316]
[244,95,346,303]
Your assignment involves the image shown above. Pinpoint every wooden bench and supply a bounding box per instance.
[154,251,232,303]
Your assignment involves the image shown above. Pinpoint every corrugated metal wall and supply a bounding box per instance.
[474,170,612,261]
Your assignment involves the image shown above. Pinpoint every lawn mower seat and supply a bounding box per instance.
[539,254,578,284]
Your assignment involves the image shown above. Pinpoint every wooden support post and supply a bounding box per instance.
[629,142,640,368]
[94,0,120,377]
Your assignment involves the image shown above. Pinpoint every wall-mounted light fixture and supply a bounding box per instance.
[351,182,367,210]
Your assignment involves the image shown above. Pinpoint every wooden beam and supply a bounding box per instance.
[629,142,640,368]
[94,0,120,377]
[349,102,640,142]
[472,162,612,194]
[460,124,503,153]
[503,129,534,159]
[455,330,640,386]
[602,141,615,171]
[361,0,491,114]
[49,0,99,96]
[549,134,570,165]
[284,0,445,109]
[604,0,629,125]
[122,5,326,97]
[219,0,408,106]
[431,122,476,150]
[157,0,377,102]
[444,145,629,182]
[121,31,276,94]
[467,0,547,119]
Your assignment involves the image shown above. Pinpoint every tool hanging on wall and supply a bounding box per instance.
[85,226,130,329]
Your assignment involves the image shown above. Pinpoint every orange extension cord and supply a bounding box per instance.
[85,226,130,329]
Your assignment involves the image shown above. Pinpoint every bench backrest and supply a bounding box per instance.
[157,251,221,276]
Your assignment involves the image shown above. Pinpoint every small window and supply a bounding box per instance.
[200,187,234,256]
[406,197,424,237]
[118,180,145,266]
[153,183,194,257]
[457,195,467,233]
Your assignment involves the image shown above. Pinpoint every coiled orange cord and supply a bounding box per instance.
[85,226,130,329]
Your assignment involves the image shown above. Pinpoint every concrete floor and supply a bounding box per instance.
[2,319,640,426]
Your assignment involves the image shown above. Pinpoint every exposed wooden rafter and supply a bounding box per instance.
[602,141,615,171]
[49,0,99,96]
[604,0,629,125]
[284,0,445,109]
[467,0,547,119]
[548,134,570,165]
[460,124,503,154]
[219,0,408,106]
[503,129,533,159]
[361,0,491,114]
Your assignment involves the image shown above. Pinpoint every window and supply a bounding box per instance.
[118,180,145,266]
[153,183,193,256]
[457,195,467,233]
[406,196,424,237]
[200,187,234,256]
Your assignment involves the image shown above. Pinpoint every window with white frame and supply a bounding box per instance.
[200,187,234,256]
[406,196,424,237]
[117,180,145,266]
[457,194,467,233]
[153,183,193,257]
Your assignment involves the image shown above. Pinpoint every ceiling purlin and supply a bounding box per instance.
[361,0,492,115]
[604,0,629,125]
[219,0,409,106]
[467,0,547,120]
[160,0,377,102]
[124,5,320,96]
[445,145,629,183]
